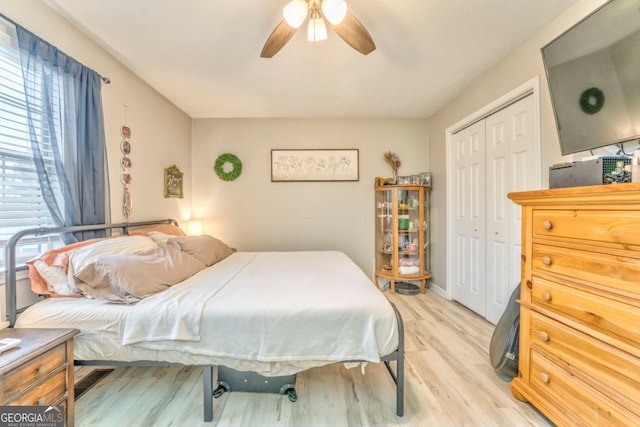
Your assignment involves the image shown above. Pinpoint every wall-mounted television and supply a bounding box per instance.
[542,0,640,156]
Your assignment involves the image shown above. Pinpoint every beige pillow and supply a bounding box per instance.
[169,235,235,267]
[74,242,205,303]
[67,235,158,295]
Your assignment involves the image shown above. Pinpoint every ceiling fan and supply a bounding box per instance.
[261,0,376,58]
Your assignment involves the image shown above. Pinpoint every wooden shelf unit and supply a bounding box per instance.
[374,184,431,293]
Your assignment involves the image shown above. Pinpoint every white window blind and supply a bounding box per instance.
[0,19,62,270]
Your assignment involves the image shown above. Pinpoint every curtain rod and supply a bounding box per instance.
[0,13,111,84]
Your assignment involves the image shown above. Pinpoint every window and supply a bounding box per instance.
[0,20,62,270]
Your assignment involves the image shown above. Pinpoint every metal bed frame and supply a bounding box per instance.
[4,220,405,421]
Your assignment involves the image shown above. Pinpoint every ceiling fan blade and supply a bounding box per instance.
[261,20,297,58]
[332,13,376,55]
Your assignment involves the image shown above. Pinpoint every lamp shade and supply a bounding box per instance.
[321,0,347,25]
[307,15,328,42]
[187,220,203,236]
[283,0,309,28]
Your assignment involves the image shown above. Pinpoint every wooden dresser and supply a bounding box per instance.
[508,184,640,426]
[0,328,79,427]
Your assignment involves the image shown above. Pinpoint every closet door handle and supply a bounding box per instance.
[542,256,552,266]
[542,221,553,231]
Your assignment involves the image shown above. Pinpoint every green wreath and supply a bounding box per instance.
[214,153,242,181]
[579,87,605,115]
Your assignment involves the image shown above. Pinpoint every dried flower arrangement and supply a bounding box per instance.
[384,151,401,183]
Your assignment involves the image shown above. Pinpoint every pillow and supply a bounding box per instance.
[74,242,206,303]
[127,224,185,237]
[65,235,158,296]
[147,231,175,246]
[168,235,235,267]
[33,260,67,294]
[26,238,104,296]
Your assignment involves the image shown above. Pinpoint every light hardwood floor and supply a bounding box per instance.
[74,290,551,426]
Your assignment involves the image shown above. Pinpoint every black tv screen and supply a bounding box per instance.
[542,0,640,156]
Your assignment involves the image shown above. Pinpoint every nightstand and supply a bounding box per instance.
[0,328,79,427]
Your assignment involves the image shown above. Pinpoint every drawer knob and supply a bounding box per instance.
[542,221,553,231]
[542,292,552,302]
[539,372,550,384]
[36,365,46,374]
[37,397,46,405]
[542,256,552,266]
[539,331,550,342]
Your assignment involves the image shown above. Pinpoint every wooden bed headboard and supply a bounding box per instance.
[4,219,178,327]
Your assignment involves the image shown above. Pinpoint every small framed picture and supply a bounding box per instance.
[120,140,131,155]
[121,156,132,170]
[164,165,183,198]
[121,125,131,140]
[419,172,432,186]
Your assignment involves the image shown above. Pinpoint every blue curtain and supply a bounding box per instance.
[15,25,106,243]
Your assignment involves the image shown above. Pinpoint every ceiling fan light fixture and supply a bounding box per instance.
[283,0,309,29]
[321,0,348,25]
[307,13,328,42]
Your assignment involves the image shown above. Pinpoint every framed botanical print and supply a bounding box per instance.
[164,165,183,198]
[271,149,359,182]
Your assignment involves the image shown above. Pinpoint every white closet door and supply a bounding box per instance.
[485,107,510,324]
[450,94,538,323]
[485,95,537,323]
[451,120,486,316]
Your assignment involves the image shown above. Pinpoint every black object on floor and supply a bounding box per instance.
[394,281,420,295]
[213,366,297,402]
[75,369,114,400]
[489,283,521,381]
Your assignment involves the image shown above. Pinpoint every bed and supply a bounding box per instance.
[4,220,405,422]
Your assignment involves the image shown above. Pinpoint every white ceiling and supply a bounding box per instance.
[45,0,579,119]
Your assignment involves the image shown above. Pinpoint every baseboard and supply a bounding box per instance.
[429,282,448,299]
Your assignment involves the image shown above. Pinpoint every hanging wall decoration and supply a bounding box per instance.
[214,153,243,182]
[121,104,133,220]
[164,165,184,198]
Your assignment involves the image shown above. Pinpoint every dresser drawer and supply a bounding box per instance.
[2,343,66,402]
[532,244,640,300]
[532,277,640,355]
[8,369,67,406]
[530,351,640,426]
[533,209,640,250]
[530,312,640,415]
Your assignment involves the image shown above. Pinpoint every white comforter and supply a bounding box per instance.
[16,251,398,376]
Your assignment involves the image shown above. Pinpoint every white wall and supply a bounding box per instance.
[191,118,429,277]
[0,1,193,224]
[426,0,608,294]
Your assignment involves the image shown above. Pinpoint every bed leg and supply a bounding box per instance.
[203,365,214,422]
[396,344,404,417]
[390,302,405,417]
